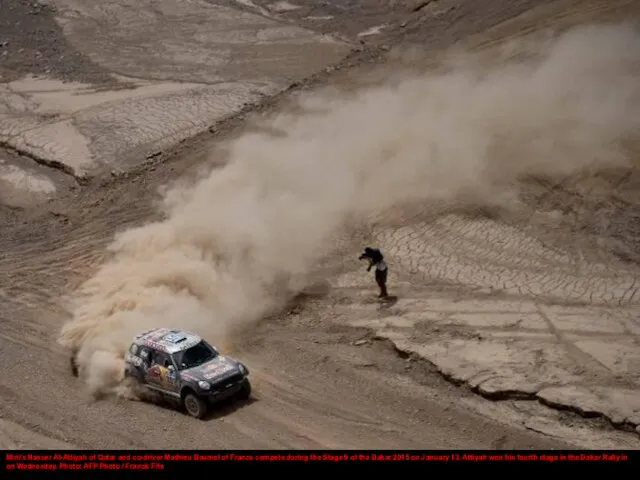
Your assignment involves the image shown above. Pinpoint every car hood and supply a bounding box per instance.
[180,356,241,382]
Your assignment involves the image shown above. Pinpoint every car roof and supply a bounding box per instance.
[134,328,202,354]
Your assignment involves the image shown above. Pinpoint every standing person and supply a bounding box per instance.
[70,351,79,377]
[359,247,389,298]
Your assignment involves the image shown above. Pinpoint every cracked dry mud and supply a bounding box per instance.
[1,0,640,450]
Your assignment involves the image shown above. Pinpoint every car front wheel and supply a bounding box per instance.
[238,378,252,400]
[183,392,207,419]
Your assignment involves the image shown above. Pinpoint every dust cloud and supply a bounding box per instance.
[58,23,640,397]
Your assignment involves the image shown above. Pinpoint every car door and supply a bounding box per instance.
[144,348,162,387]
[147,350,179,393]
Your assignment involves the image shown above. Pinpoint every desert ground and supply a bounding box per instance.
[1,0,639,450]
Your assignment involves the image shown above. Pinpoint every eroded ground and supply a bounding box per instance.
[1,0,639,449]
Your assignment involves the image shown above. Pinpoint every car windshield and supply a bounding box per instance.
[174,341,218,370]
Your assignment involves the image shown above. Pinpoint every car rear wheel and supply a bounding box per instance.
[183,392,207,419]
[124,366,143,382]
[238,378,252,400]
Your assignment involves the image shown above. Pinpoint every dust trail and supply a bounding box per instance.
[58,23,640,396]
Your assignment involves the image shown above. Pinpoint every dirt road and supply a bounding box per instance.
[1,0,639,449]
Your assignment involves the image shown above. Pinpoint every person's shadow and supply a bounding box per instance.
[378,295,398,309]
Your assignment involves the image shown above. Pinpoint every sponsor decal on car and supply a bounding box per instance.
[202,361,236,379]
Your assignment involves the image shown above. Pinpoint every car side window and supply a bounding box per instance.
[154,351,172,368]
[139,347,150,364]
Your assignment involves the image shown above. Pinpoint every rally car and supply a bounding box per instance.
[121,328,252,418]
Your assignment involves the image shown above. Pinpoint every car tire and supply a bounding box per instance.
[238,378,252,400]
[183,392,208,419]
[125,367,142,382]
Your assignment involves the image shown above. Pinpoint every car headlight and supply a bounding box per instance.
[198,380,210,390]
[238,363,248,375]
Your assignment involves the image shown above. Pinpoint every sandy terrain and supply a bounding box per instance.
[1,0,640,450]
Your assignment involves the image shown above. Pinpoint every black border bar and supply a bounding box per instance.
[3,450,637,471]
